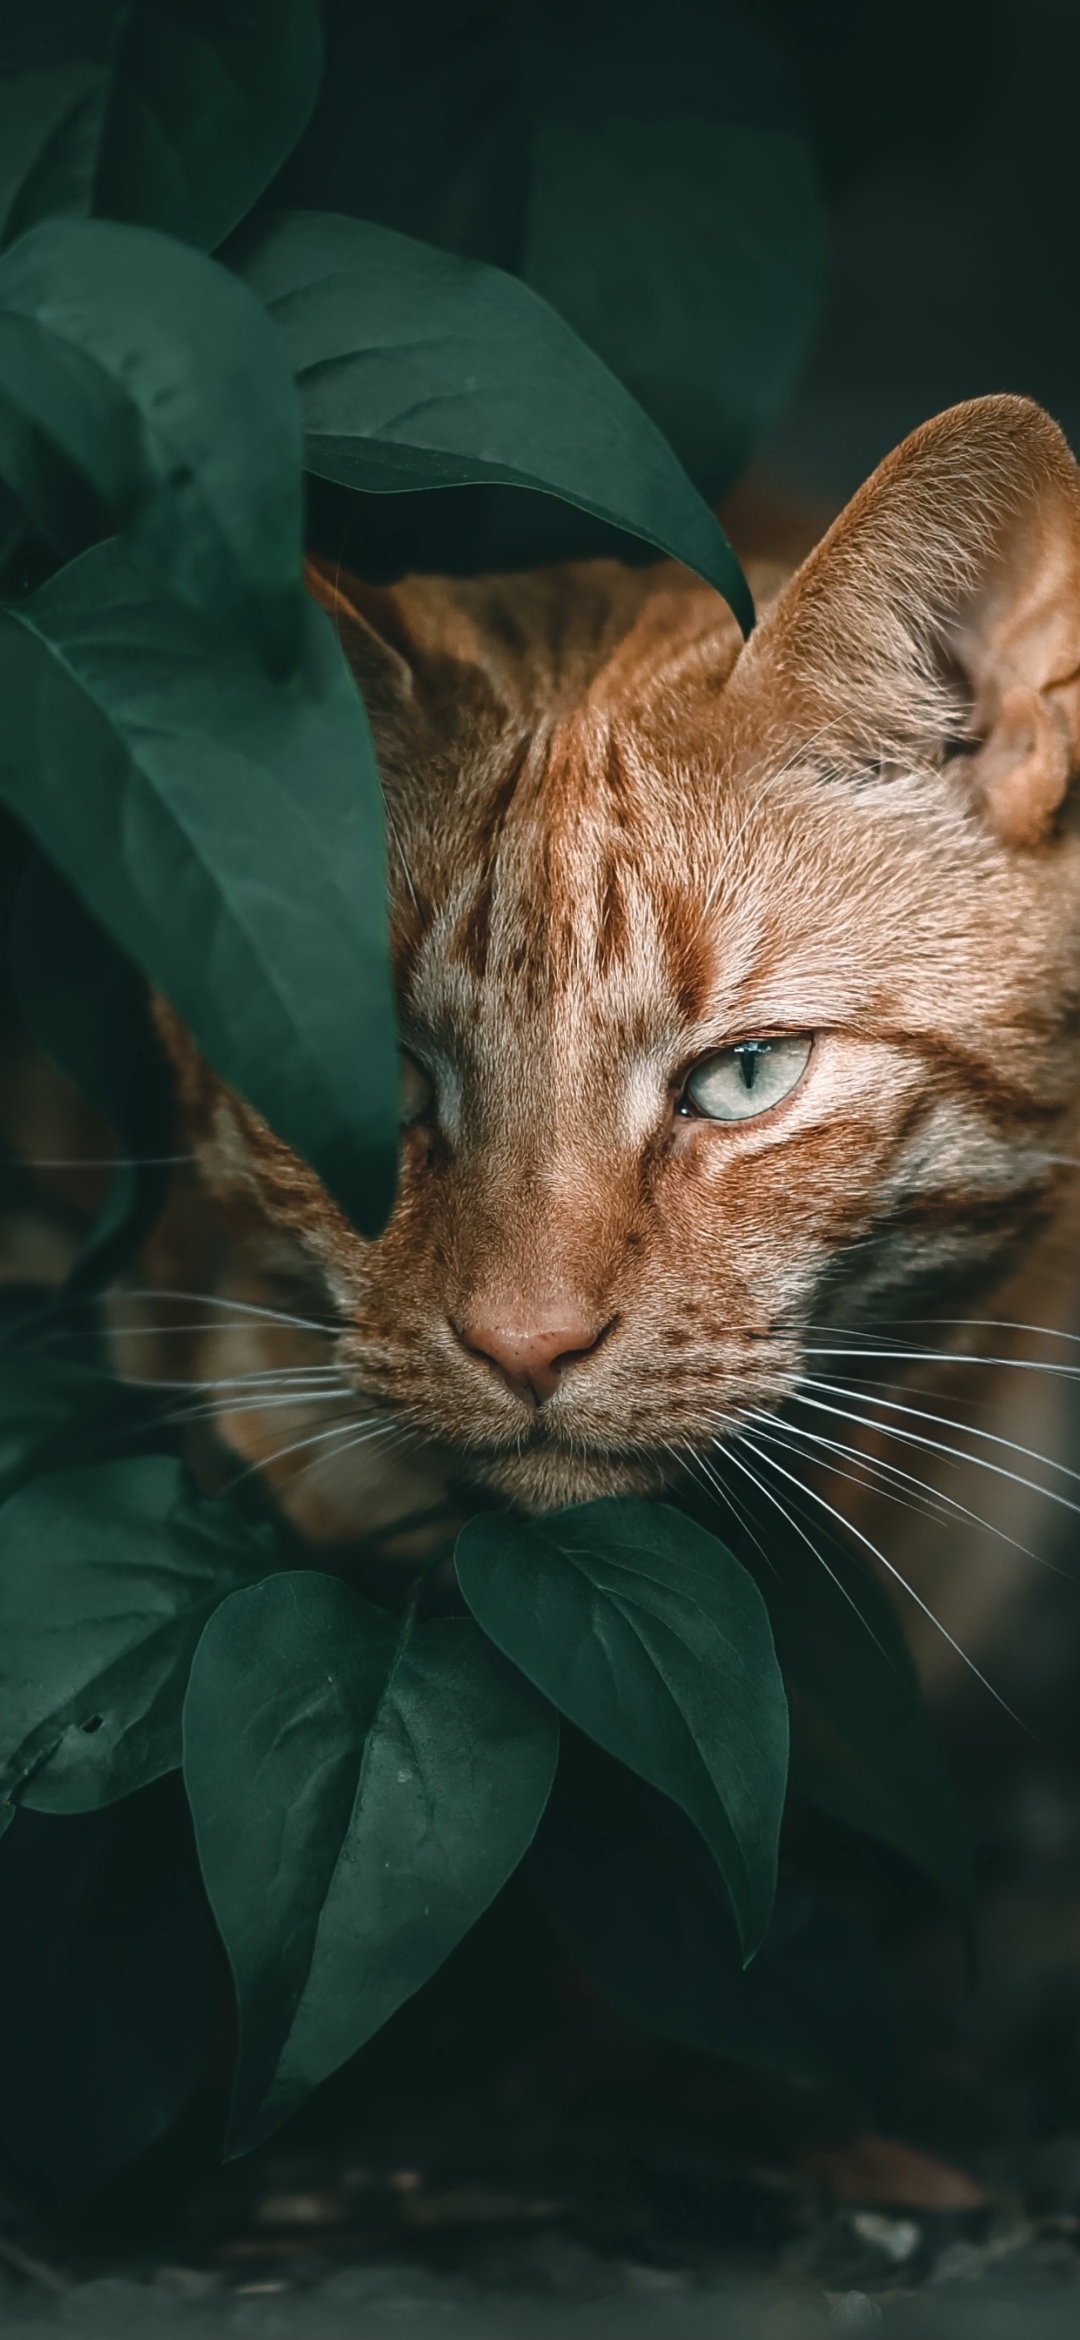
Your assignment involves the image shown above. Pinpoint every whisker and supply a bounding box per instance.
[742,1405,1064,1573]
[10,1153,197,1170]
[122,1288,340,1336]
[134,1367,346,1395]
[733,1428,1025,1724]
[164,1391,355,1430]
[741,1408,963,1533]
[795,1376,1080,1512]
[706,1425,894,1655]
[662,1431,779,1576]
[218,1414,395,1494]
[804,1342,1080,1385]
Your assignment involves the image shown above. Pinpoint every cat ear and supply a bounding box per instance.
[756,395,1080,846]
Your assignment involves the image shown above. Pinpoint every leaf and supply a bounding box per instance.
[10,853,176,1294]
[698,1487,974,1933]
[0,538,399,1236]
[183,1570,560,2150]
[521,0,824,502]
[0,1783,214,2195]
[455,1497,788,1958]
[0,1454,280,1813]
[232,209,754,634]
[0,2,323,256]
[533,1738,896,2114]
[259,1,823,501]
[0,217,304,669]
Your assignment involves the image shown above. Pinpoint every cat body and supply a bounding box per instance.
[124,396,1080,1673]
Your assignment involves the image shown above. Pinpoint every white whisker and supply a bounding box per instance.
[125,1287,339,1336]
[742,1404,1062,1572]
[795,1376,1080,1513]
[732,1428,1024,1722]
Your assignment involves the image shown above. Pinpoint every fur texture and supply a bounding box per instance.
[142,396,1080,1569]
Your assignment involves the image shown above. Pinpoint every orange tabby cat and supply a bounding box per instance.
[126,394,1080,1678]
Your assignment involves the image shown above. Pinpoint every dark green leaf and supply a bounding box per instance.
[268,3,822,504]
[233,210,754,634]
[0,3,323,255]
[183,1570,560,2150]
[0,217,304,668]
[0,1454,280,1813]
[533,1739,895,2112]
[0,539,399,1236]
[0,1784,214,2195]
[701,1486,974,1932]
[455,1497,787,1957]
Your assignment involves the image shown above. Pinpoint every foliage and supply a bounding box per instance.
[0,0,969,2196]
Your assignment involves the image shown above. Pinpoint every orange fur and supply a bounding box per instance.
[141,397,1080,1567]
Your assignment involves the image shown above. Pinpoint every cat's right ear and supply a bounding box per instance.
[751,395,1080,847]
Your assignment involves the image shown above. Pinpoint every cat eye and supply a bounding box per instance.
[680,1035,812,1123]
[399,1051,434,1126]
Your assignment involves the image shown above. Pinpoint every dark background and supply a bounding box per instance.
[759,0,1080,503]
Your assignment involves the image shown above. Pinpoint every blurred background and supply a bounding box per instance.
[759,0,1080,506]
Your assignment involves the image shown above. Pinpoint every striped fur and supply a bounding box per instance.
[147,396,1080,1544]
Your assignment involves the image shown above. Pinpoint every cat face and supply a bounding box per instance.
[163,396,1080,1520]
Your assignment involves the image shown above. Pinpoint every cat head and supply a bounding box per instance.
[163,395,1080,1515]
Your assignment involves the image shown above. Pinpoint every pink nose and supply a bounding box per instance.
[455,1311,612,1406]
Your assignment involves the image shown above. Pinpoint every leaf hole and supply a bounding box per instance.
[80,1714,104,1735]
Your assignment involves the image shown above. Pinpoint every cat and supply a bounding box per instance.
[116,392,1080,1682]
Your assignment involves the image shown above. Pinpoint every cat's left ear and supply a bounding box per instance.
[751,395,1080,846]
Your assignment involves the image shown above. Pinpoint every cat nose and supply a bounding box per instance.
[454,1310,613,1406]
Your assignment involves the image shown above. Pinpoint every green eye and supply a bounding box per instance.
[399,1051,434,1126]
[682,1035,812,1123]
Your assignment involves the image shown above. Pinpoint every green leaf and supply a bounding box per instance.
[232,210,754,635]
[0,1454,280,1813]
[455,1497,788,1958]
[0,539,399,1236]
[702,1488,974,1932]
[0,3,323,256]
[533,1739,895,2112]
[0,1785,214,2195]
[183,1570,560,2150]
[268,3,823,502]
[0,217,304,669]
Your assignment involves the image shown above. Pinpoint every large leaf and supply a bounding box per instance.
[232,210,754,634]
[0,3,323,256]
[455,1497,787,1958]
[0,217,304,669]
[0,1784,214,2196]
[184,1570,560,2150]
[693,1485,974,1932]
[265,1,823,503]
[533,1738,895,2113]
[0,539,399,1236]
[0,1454,280,1815]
